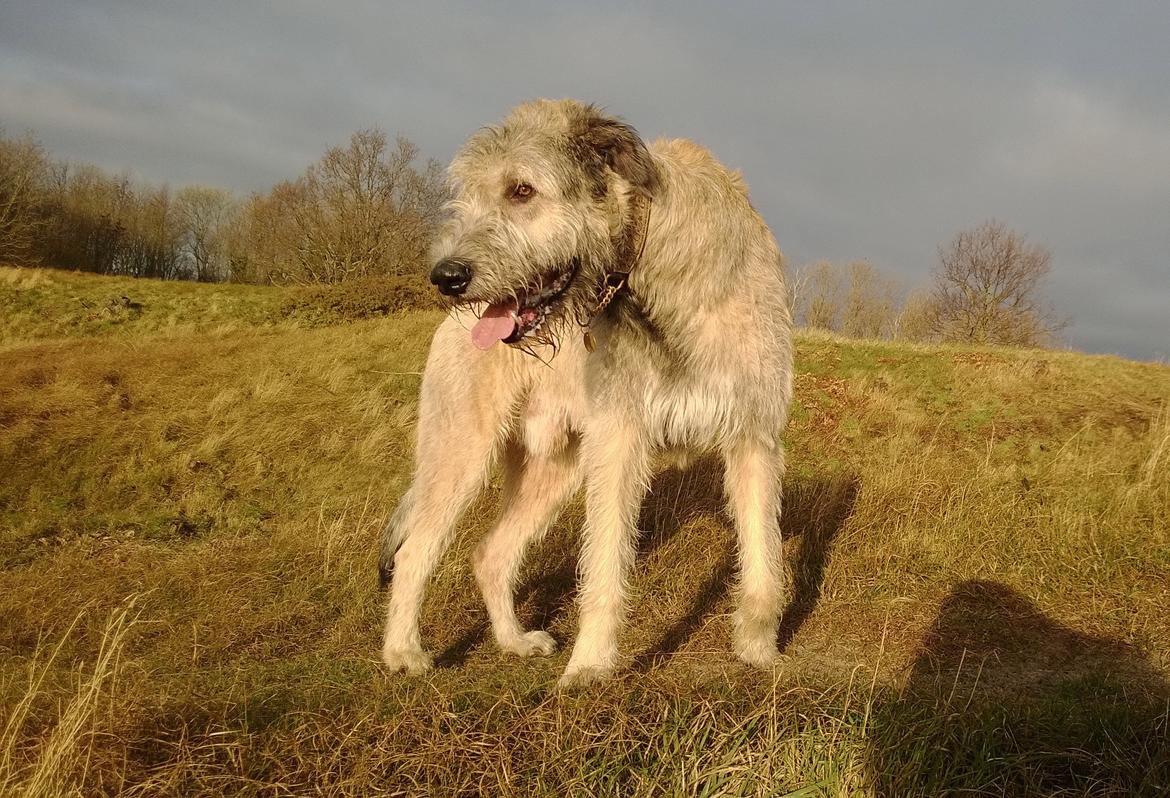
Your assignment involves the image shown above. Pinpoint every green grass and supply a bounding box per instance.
[0,266,285,346]
[1,267,1168,796]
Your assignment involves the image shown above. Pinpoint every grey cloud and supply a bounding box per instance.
[1,1,1166,360]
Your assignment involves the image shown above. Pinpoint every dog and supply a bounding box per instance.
[379,99,793,689]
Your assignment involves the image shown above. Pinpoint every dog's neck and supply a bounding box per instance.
[581,192,651,352]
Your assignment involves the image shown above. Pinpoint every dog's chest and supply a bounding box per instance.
[518,324,757,455]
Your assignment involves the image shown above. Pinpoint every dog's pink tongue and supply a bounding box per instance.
[471,301,518,350]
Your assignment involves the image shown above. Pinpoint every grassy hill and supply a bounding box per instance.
[1,266,1168,796]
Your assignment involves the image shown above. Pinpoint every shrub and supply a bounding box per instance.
[280,272,441,324]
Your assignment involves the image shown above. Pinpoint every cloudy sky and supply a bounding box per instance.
[2,2,1167,360]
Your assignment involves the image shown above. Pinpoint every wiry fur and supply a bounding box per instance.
[379,99,794,688]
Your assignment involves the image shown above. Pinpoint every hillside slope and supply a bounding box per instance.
[2,268,1168,796]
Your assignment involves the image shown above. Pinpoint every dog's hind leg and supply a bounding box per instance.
[473,437,581,657]
[723,437,786,667]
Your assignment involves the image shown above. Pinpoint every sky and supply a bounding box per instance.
[2,1,1167,361]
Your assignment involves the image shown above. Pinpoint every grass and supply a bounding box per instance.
[1,603,136,798]
[0,266,284,346]
[1,266,1168,796]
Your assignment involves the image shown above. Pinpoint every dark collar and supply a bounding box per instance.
[583,193,651,352]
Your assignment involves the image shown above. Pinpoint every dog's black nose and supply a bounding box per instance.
[430,258,472,296]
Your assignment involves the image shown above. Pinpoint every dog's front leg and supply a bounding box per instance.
[558,413,650,690]
[474,439,581,658]
[380,444,494,674]
[380,328,514,675]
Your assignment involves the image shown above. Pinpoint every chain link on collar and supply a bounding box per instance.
[583,193,651,352]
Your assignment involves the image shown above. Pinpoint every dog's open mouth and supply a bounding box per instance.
[470,260,579,350]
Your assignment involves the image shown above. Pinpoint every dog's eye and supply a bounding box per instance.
[510,182,535,202]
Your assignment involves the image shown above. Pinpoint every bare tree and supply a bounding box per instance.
[241,130,448,284]
[0,132,49,265]
[30,163,190,279]
[841,260,900,339]
[235,180,306,284]
[123,184,184,279]
[785,261,809,323]
[801,260,842,331]
[177,186,237,281]
[40,163,129,274]
[931,220,1065,347]
[893,289,938,342]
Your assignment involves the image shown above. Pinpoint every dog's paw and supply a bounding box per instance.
[734,637,781,668]
[556,664,614,691]
[501,630,557,658]
[381,646,433,675]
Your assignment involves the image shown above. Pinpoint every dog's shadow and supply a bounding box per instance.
[867,580,1170,794]
[435,457,858,668]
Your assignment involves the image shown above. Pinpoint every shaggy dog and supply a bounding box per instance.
[379,99,793,688]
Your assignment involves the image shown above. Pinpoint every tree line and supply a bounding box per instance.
[0,128,446,285]
[790,221,1065,347]
[1,128,1064,346]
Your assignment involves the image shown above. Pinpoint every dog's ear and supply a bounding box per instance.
[577,109,661,197]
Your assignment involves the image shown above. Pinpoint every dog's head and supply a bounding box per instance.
[429,99,660,351]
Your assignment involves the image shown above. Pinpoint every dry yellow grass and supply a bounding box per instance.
[1,268,1168,795]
